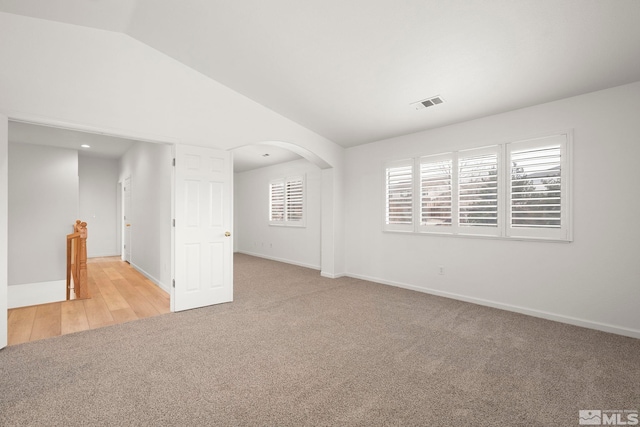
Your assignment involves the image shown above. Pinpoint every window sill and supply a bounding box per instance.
[382,229,572,243]
[269,222,306,228]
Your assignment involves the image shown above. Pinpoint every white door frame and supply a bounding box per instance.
[116,180,122,258]
[0,116,183,349]
[0,114,8,349]
[122,176,132,263]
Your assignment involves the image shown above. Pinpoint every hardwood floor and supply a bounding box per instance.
[7,257,170,346]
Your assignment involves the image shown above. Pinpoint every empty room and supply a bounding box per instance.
[1,1,639,426]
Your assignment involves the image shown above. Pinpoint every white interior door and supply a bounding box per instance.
[172,144,233,312]
[0,114,7,349]
[123,176,132,263]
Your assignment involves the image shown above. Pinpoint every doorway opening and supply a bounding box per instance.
[5,120,174,332]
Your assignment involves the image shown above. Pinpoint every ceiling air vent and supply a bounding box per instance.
[412,95,444,110]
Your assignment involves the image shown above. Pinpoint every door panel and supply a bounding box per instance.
[173,144,232,311]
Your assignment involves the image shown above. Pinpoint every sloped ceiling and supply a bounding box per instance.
[1,0,640,148]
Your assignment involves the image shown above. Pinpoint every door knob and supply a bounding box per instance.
[224,231,231,237]
[126,224,131,227]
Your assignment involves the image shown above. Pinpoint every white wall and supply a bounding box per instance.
[119,141,172,291]
[79,155,119,257]
[8,142,78,286]
[235,159,322,269]
[344,81,640,338]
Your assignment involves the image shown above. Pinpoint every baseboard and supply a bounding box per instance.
[129,263,170,294]
[8,280,66,308]
[321,271,345,279]
[346,273,640,340]
[236,250,321,271]
[88,252,120,258]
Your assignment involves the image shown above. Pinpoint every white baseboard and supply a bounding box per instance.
[129,262,170,293]
[88,252,120,258]
[8,280,66,308]
[346,273,640,340]
[321,271,345,279]
[236,250,321,271]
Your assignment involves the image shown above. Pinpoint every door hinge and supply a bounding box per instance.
[172,279,175,288]
[172,158,176,167]
[172,219,175,227]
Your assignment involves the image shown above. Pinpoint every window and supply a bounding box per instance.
[457,146,500,236]
[507,134,569,240]
[384,132,571,241]
[419,154,453,231]
[270,180,285,222]
[285,178,304,222]
[270,176,305,226]
[385,159,413,231]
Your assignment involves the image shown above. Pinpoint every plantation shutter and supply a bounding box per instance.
[507,134,570,240]
[270,176,305,226]
[286,177,304,222]
[269,180,285,222]
[385,160,414,231]
[510,145,561,228]
[419,154,452,230]
[458,147,499,234]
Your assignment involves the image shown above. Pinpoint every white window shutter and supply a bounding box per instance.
[270,176,305,226]
[418,154,453,232]
[385,159,414,231]
[507,133,570,240]
[457,147,500,236]
[269,180,285,222]
[286,177,304,223]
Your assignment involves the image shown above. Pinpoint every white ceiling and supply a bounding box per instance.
[9,121,136,159]
[1,0,640,149]
[232,145,301,173]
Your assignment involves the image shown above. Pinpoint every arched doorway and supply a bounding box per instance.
[231,140,343,278]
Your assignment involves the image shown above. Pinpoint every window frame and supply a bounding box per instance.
[505,134,571,241]
[269,175,306,227]
[417,152,454,234]
[382,131,572,242]
[383,159,415,232]
[456,145,502,237]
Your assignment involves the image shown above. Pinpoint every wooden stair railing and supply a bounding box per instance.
[66,220,89,300]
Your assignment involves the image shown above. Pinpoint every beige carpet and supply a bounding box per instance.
[1,254,638,426]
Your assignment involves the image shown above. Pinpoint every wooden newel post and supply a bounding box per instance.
[67,220,89,300]
[66,235,72,300]
[75,221,89,299]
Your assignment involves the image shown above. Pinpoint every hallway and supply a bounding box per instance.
[7,257,170,345]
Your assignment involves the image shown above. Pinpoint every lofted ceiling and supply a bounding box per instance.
[1,0,640,150]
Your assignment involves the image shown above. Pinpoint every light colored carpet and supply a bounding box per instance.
[1,254,638,426]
